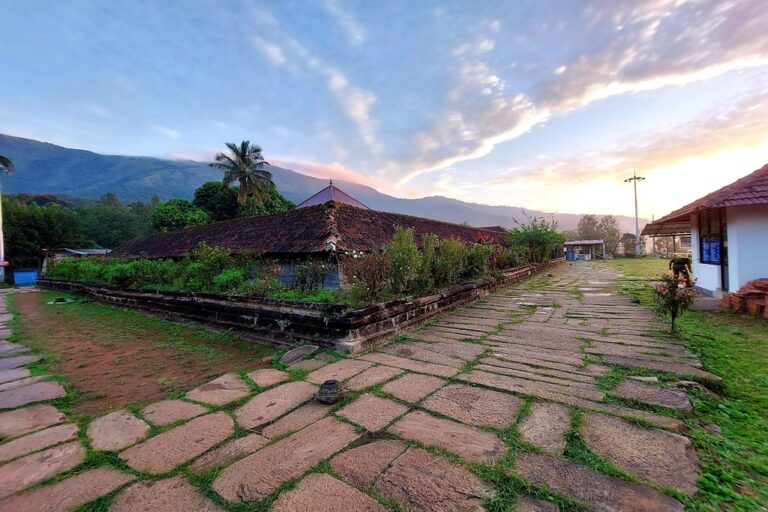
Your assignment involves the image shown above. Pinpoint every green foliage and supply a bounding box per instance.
[76,194,153,248]
[385,227,421,294]
[193,181,239,221]
[416,233,438,292]
[434,237,468,286]
[209,141,274,205]
[290,261,329,293]
[212,268,246,293]
[505,215,564,264]
[2,197,87,260]
[150,199,210,232]
[238,188,295,217]
[652,272,696,331]
[467,243,494,276]
[341,253,391,305]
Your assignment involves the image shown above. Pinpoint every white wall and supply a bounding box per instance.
[691,212,722,296]
[727,205,768,291]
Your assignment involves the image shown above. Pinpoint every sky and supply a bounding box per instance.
[1,0,767,218]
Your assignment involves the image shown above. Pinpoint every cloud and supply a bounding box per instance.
[323,0,365,45]
[401,0,768,187]
[153,126,180,139]
[252,36,286,65]
[453,37,495,56]
[272,157,387,189]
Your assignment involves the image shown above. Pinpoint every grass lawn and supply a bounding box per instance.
[604,257,768,511]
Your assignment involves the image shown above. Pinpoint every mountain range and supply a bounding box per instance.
[0,134,646,232]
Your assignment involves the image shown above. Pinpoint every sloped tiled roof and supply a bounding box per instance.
[642,163,768,236]
[115,202,506,258]
[296,182,370,210]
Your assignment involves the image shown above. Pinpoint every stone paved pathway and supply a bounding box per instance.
[0,263,716,510]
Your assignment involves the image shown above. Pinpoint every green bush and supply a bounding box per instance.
[385,227,421,294]
[434,238,468,287]
[416,234,438,292]
[467,243,494,277]
[212,268,246,293]
[505,215,564,264]
[290,261,329,293]
[341,253,390,304]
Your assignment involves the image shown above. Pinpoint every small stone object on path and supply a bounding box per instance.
[0,375,50,392]
[0,423,79,463]
[421,383,522,427]
[0,380,66,409]
[381,373,445,403]
[306,359,373,384]
[389,410,507,464]
[262,401,330,439]
[289,359,326,371]
[614,379,692,413]
[0,466,135,512]
[337,393,409,431]
[141,399,207,426]
[213,417,359,503]
[346,365,403,391]
[518,402,570,455]
[185,372,251,406]
[0,355,41,370]
[517,452,684,512]
[0,404,65,439]
[119,412,234,474]
[376,446,495,512]
[189,433,269,474]
[111,476,222,512]
[517,496,559,512]
[87,410,150,451]
[314,379,346,404]
[248,368,289,387]
[0,367,31,385]
[235,381,317,428]
[581,413,699,495]
[330,439,408,487]
[280,345,318,365]
[271,473,386,512]
[0,441,85,499]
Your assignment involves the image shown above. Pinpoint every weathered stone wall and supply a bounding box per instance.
[38,259,563,353]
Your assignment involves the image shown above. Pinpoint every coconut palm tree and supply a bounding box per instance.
[209,141,273,205]
[0,155,13,175]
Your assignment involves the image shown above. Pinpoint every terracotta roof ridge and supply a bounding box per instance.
[323,202,341,252]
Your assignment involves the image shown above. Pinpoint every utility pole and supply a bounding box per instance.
[624,169,645,256]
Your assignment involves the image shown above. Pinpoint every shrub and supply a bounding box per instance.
[434,238,468,287]
[416,234,438,292]
[652,272,696,331]
[385,227,421,294]
[290,261,330,292]
[467,243,494,277]
[103,262,136,287]
[505,215,564,264]
[213,268,247,293]
[341,252,390,304]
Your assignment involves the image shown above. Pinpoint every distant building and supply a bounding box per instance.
[565,240,605,261]
[116,183,507,288]
[642,163,768,296]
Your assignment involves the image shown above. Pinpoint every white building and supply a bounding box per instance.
[642,163,768,297]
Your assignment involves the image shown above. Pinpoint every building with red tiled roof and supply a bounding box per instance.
[642,163,768,296]
[116,184,507,288]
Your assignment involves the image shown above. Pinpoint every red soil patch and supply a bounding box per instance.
[13,292,274,415]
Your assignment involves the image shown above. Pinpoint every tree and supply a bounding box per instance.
[76,194,154,248]
[150,199,210,232]
[2,197,87,259]
[577,214,601,240]
[209,141,274,205]
[237,186,295,217]
[506,214,564,264]
[193,181,239,222]
[598,215,621,255]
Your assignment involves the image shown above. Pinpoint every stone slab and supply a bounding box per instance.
[248,368,289,388]
[389,411,506,464]
[141,399,208,426]
[111,476,222,512]
[337,394,409,431]
[289,359,326,371]
[359,352,459,378]
[119,412,234,474]
[518,402,570,455]
[87,410,150,451]
[272,473,386,512]
[517,496,559,512]
[306,359,373,384]
[189,433,269,474]
[381,373,445,403]
[422,383,522,427]
[0,375,50,392]
[582,413,699,495]
[0,442,85,499]
[185,372,251,406]
[0,466,134,512]
[0,368,31,384]
[410,341,486,360]
[376,446,495,512]
[614,379,692,413]
[601,356,722,388]
[280,345,319,365]
[0,355,41,370]
[213,417,359,502]
[261,401,330,439]
[235,381,317,429]
[330,439,408,487]
[346,365,403,391]
[0,381,66,409]
[382,343,465,368]
[0,423,79,463]
[517,453,684,512]
[0,405,65,439]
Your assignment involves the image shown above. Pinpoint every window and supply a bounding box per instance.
[698,208,723,264]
